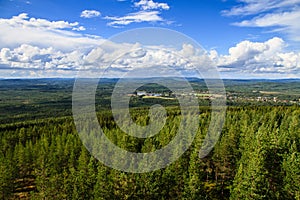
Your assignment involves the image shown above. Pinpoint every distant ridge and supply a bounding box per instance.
[1,77,300,82]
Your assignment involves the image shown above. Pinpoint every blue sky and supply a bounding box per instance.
[0,0,300,78]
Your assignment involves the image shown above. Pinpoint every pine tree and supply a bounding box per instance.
[0,153,15,199]
[184,149,206,199]
[282,142,300,200]
[94,164,113,200]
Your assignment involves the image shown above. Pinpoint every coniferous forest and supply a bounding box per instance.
[0,79,299,199]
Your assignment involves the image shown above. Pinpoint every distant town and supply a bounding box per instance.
[129,89,300,105]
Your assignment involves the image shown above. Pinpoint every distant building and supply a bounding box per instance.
[137,91,147,96]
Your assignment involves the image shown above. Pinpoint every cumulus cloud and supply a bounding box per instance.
[1,14,300,78]
[211,37,300,75]
[222,0,300,41]
[134,0,170,10]
[0,44,83,71]
[1,34,300,78]
[0,40,213,78]
[80,10,101,18]
[0,13,104,77]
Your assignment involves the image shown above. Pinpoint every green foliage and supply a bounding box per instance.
[0,83,299,200]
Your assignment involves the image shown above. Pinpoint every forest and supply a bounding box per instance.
[0,79,299,199]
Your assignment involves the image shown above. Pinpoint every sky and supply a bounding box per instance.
[0,0,300,79]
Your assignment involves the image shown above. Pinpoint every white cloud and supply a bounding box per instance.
[223,0,300,41]
[0,13,103,51]
[134,0,170,10]
[222,0,300,16]
[212,37,300,75]
[1,14,300,78]
[1,35,300,78]
[72,26,86,31]
[1,13,80,30]
[0,48,13,62]
[105,11,163,27]
[0,13,105,77]
[0,40,212,77]
[233,9,300,41]
[104,0,170,27]
[0,44,83,70]
[80,10,101,18]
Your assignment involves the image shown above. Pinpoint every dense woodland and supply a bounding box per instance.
[0,79,300,199]
[0,105,299,199]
